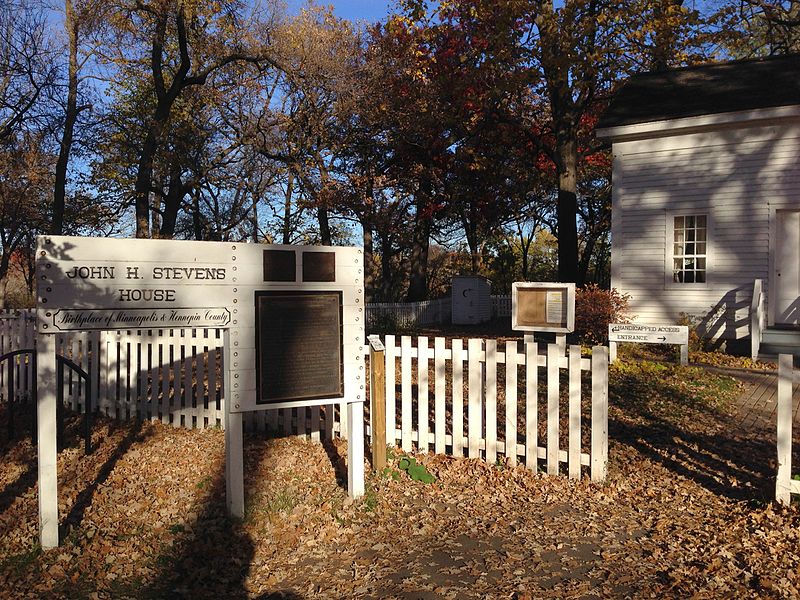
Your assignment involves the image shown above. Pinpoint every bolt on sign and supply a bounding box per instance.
[34,235,366,549]
[36,236,365,412]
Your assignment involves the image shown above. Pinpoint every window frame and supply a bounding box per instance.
[665,212,711,289]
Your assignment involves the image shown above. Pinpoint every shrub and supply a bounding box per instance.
[677,312,707,353]
[575,284,631,345]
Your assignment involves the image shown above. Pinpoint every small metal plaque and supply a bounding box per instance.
[256,291,343,403]
[263,250,296,282]
[303,252,336,282]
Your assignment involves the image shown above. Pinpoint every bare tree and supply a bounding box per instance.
[0,1,57,142]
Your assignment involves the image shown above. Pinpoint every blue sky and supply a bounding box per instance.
[286,1,395,24]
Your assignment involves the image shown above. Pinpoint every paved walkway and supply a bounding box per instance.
[705,365,800,432]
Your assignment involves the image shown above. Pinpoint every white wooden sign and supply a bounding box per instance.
[608,323,689,365]
[37,237,235,331]
[36,236,365,413]
[608,324,688,345]
[34,235,366,550]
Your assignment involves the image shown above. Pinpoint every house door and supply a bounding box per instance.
[775,210,800,326]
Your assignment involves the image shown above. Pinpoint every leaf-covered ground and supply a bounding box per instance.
[1,360,799,599]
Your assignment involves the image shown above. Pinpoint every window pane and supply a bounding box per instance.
[672,214,708,284]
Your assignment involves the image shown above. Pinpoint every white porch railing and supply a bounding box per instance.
[750,278,765,361]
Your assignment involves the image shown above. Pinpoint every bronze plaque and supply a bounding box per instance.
[263,249,296,282]
[303,251,336,282]
[256,291,343,403]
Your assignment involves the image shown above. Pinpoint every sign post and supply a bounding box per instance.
[368,335,386,472]
[35,235,365,547]
[608,323,689,365]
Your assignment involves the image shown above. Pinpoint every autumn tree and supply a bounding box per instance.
[0,133,53,302]
[520,0,716,283]
[363,8,481,300]
[102,0,278,239]
[727,0,800,55]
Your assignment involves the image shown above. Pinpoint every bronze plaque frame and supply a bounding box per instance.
[263,249,297,282]
[255,290,344,404]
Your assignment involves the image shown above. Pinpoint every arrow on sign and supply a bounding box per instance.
[658,336,667,341]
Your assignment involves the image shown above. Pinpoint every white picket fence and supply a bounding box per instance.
[0,313,342,439]
[492,294,512,317]
[365,295,512,329]
[0,311,36,414]
[776,354,800,505]
[366,298,452,329]
[379,335,608,480]
[1,311,608,481]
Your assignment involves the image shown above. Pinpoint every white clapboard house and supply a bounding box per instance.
[597,54,800,358]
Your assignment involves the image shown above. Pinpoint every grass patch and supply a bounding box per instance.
[0,543,41,577]
[610,359,741,422]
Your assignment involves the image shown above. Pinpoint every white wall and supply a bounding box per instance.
[610,117,800,341]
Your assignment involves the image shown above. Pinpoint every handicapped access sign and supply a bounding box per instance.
[608,323,689,345]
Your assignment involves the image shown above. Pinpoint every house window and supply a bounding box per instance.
[672,215,707,283]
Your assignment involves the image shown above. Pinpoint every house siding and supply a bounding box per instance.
[611,120,800,342]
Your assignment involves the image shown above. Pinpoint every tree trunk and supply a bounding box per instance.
[282,172,294,244]
[516,219,535,281]
[134,123,162,238]
[251,191,259,242]
[406,210,430,301]
[317,206,331,245]
[380,233,396,302]
[192,190,203,240]
[537,3,581,284]
[158,159,185,238]
[52,0,79,236]
[362,224,374,302]
[463,208,481,274]
[556,139,579,284]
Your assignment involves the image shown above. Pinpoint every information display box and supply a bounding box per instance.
[512,282,576,333]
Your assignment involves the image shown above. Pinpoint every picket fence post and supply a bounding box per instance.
[776,354,794,506]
